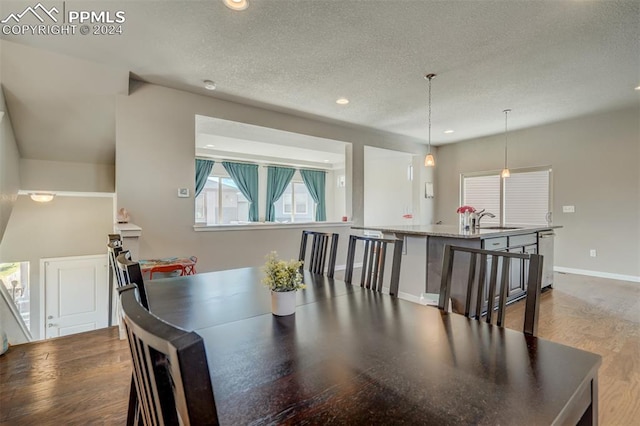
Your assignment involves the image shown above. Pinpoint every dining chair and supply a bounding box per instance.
[149,264,185,280]
[344,234,403,297]
[299,230,339,278]
[107,234,125,288]
[116,251,149,310]
[118,284,219,426]
[438,244,543,336]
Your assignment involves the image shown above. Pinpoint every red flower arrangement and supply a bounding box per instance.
[456,205,476,214]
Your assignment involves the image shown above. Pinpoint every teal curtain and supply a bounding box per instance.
[222,161,259,221]
[265,166,295,222]
[195,159,215,198]
[300,169,327,221]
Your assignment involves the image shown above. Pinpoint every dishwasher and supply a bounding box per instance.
[538,231,555,288]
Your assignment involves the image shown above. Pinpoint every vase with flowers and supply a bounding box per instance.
[456,205,476,231]
[262,251,306,316]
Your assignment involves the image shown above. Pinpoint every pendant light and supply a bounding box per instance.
[500,109,511,178]
[424,73,436,167]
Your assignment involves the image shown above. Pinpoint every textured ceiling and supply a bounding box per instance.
[1,0,638,164]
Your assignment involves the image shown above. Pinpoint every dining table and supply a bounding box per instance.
[145,267,601,425]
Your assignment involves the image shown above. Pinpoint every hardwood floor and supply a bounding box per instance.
[1,272,638,425]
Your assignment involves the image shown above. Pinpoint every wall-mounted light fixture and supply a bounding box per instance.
[30,192,55,203]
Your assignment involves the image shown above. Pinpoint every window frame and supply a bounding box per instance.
[278,180,315,222]
[460,166,553,226]
[195,174,250,225]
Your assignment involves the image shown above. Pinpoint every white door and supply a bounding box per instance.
[44,255,109,339]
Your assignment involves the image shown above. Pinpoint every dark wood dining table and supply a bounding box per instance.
[146,267,601,425]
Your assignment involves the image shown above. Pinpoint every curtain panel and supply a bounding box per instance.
[221,161,259,222]
[195,159,215,198]
[265,166,296,222]
[300,169,327,221]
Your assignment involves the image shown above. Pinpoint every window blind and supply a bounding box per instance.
[463,174,501,225]
[504,170,550,225]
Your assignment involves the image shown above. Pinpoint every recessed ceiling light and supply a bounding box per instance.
[223,0,248,11]
[336,97,349,105]
[323,160,330,162]
[203,80,216,90]
[444,129,455,134]
[635,85,640,91]
[205,144,215,148]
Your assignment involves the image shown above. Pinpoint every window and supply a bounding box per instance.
[195,176,249,225]
[274,181,315,222]
[462,167,551,225]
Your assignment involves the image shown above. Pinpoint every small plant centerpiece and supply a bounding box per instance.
[262,251,306,316]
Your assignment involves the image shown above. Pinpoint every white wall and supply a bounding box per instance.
[0,195,114,340]
[435,106,640,279]
[364,147,414,226]
[116,82,430,270]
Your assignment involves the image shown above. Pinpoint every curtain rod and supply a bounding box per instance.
[196,157,329,172]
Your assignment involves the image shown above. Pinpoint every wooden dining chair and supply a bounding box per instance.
[116,251,149,310]
[344,234,403,297]
[118,284,219,426]
[438,244,543,336]
[149,264,185,280]
[107,235,125,288]
[299,230,339,278]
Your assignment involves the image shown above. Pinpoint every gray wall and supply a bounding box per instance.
[0,195,114,340]
[116,82,429,270]
[20,159,115,193]
[0,86,21,243]
[435,106,640,278]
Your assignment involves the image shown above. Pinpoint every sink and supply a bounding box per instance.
[481,226,521,230]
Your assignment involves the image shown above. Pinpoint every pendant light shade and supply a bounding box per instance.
[424,153,435,167]
[424,73,436,167]
[501,109,511,179]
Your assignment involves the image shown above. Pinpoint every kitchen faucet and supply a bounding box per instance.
[476,211,496,228]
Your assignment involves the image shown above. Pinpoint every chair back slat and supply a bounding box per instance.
[344,234,403,297]
[117,251,149,310]
[299,231,339,278]
[119,284,219,426]
[438,244,543,336]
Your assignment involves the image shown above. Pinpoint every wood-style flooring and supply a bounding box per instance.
[1,272,638,425]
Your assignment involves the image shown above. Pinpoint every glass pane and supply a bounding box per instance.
[195,176,219,225]
[463,175,501,225]
[220,178,249,224]
[292,182,314,222]
[274,184,293,222]
[505,170,550,225]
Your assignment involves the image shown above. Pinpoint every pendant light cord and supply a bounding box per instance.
[428,76,432,153]
[503,109,510,168]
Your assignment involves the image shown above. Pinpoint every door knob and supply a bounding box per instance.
[48,315,53,319]
[48,323,57,328]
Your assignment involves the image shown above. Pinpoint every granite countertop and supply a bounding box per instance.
[351,224,561,239]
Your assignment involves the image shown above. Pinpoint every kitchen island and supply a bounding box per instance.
[352,224,560,311]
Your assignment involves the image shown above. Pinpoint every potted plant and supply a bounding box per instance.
[262,252,306,316]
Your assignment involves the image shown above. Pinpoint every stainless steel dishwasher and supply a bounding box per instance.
[538,231,555,288]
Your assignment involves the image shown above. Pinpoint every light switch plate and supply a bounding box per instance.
[562,205,575,213]
[178,188,190,198]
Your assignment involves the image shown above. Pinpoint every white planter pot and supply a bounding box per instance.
[271,290,296,316]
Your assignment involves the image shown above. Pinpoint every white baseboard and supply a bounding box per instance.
[554,266,640,283]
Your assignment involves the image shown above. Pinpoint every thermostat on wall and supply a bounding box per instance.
[178,188,190,198]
